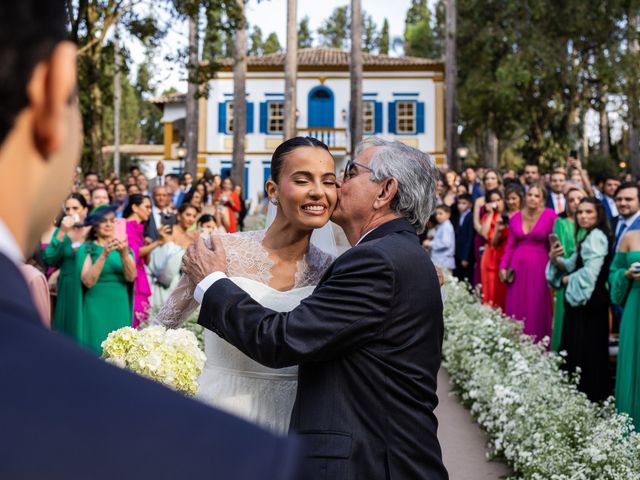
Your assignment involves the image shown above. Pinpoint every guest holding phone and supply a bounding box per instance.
[499,182,557,343]
[547,197,611,401]
[479,189,509,310]
[610,228,640,429]
[42,193,89,342]
[548,187,587,352]
[78,206,136,354]
[123,194,158,327]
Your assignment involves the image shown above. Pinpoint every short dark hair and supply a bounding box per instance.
[484,188,504,203]
[435,204,451,214]
[569,150,578,159]
[165,173,180,183]
[129,165,140,173]
[270,136,331,183]
[614,182,640,200]
[457,193,473,204]
[198,214,216,226]
[0,1,68,145]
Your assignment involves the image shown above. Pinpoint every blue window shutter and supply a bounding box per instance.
[374,102,383,134]
[218,102,226,133]
[388,102,396,134]
[416,102,425,134]
[246,102,254,133]
[260,102,268,133]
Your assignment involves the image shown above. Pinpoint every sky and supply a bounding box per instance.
[129,0,416,93]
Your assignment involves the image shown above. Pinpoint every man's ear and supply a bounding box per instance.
[374,177,399,210]
[28,41,77,159]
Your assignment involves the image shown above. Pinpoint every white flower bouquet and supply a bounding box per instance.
[442,276,640,479]
[101,326,206,396]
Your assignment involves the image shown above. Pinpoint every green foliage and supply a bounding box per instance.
[262,32,282,54]
[378,19,390,55]
[298,16,314,48]
[403,0,443,58]
[362,15,377,53]
[249,25,263,55]
[318,5,349,49]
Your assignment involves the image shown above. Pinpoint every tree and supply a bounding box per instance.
[202,7,225,61]
[378,18,390,55]
[362,14,377,53]
[231,0,247,191]
[350,0,363,154]
[263,32,282,54]
[318,5,349,49]
[68,0,164,175]
[403,0,443,58]
[298,16,313,48]
[249,25,263,56]
[185,9,200,177]
[284,0,298,139]
[445,0,458,168]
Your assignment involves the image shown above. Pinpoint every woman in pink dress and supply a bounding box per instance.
[123,194,162,327]
[499,182,557,343]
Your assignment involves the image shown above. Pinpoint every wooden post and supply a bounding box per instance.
[284,0,298,140]
[445,0,458,170]
[350,0,363,157]
[231,0,247,190]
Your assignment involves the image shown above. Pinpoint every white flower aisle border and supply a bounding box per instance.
[442,277,640,479]
[102,325,206,396]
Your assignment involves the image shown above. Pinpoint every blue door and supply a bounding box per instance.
[308,86,334,128]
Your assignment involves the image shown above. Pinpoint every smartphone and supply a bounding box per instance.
[500,213,509,225]
[490,202,498,209]
[549,233,560,247]
[113,218,127,242]
[631,262,640,273]
[161,213,177,234]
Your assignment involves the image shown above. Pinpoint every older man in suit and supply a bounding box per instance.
[183,138,448,480]
[0,3,298,478]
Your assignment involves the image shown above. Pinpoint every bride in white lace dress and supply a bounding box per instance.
[154,137,338,433]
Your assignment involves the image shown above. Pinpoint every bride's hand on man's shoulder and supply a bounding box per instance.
[181,235,228,285]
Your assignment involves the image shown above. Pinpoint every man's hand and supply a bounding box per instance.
[182,235,227,285]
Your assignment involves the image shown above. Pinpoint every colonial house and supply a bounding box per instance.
[150,48,445,205]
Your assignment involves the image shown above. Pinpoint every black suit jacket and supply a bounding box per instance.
[198,218,448,480]
[0,253,297,480]
[455,210,474,263]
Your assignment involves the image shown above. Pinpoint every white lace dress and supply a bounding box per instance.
[153,230,334,433]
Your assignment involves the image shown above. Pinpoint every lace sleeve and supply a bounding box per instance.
[151,274,199,329]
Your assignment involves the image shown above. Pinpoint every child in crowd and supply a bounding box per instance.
[455,193,475,282]
[424,205,456,271]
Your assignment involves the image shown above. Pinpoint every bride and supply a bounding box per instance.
[154,137,338,433]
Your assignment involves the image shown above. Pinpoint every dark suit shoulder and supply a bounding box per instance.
[0,301,296,479]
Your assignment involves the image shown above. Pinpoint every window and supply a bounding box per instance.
[363,101,375,134]
[226,102,234,133]
[396,101,416,133]
[268,102,284,133]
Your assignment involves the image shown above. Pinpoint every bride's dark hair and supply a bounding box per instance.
[270,137,330,183]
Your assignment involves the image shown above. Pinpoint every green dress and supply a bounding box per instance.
[550,218,585,352]
[77,242,134,355]
[610,250,640,430]
[42,228,83,342]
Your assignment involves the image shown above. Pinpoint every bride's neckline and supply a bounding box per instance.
[229,276,315,294]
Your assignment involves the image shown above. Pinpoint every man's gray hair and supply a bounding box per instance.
[355,137,438,234]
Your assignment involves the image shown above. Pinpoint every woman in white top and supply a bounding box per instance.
[154,137,338,433]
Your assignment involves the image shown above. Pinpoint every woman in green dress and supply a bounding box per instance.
[42,193,89,341]
[610,229,640,430]
[78,205,137,354]
[549,187,586,352]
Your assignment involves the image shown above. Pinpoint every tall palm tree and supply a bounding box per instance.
[283,0,298,140]
[231,0,247,190]
[350,0,363,156]
[185,8,200,177]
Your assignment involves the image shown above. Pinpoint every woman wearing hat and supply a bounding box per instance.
[77,205,137,354]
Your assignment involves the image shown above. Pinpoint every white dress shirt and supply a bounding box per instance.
[0,219,24,266]
[615,211,640,252]
[605,195,619,217]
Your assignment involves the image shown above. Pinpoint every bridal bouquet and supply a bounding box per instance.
[102,326,206,396]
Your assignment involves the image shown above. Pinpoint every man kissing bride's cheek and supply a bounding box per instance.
[161,136,448,479]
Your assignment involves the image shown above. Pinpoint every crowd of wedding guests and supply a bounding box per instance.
[422,151,640,429]
[26,160,250,355]
[21,152,640,430]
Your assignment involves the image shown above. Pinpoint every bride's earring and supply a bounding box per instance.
[270,198,279,206]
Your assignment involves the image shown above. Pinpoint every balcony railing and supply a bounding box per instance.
[298,128,347,150]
